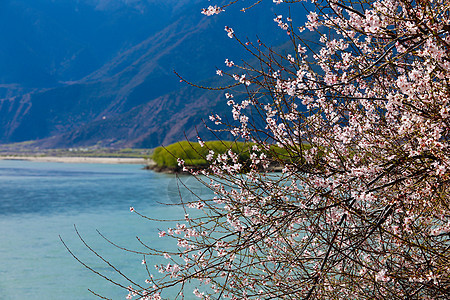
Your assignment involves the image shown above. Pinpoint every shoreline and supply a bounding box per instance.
[0,155,149,165]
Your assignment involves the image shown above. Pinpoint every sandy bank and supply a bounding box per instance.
[0,155,149,165]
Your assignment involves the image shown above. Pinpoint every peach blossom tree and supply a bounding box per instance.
[72,0,450,299]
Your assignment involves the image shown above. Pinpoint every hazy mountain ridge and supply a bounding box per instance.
[37,86,227,148]
[0,0,306,148]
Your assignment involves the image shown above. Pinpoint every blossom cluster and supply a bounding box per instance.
[201,5,222,16]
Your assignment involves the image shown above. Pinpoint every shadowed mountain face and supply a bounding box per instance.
[0,0,306,148]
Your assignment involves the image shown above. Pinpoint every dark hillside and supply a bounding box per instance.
[0,0,308,148]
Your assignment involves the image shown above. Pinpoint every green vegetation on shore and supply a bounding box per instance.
[152,141,252,169]
[151,140,311,171]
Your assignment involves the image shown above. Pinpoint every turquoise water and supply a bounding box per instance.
[0,160,192,299]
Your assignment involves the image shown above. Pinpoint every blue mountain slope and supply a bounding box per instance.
[0,0,307,148]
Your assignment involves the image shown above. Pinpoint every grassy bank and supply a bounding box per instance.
[151,140,309,172]
[152,141,251,169]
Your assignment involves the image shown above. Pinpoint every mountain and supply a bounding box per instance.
[0,0,186,86]
[0,0,306,149]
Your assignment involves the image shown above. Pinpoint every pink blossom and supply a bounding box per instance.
[201,5,222,16]
[224,26,234,38]
[225,59,234,67]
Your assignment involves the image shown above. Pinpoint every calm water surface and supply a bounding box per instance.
[0,160,193,299]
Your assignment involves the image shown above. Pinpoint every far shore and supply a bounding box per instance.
[0,155,151,165]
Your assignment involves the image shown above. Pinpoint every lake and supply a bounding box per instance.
[0,160,200,299]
